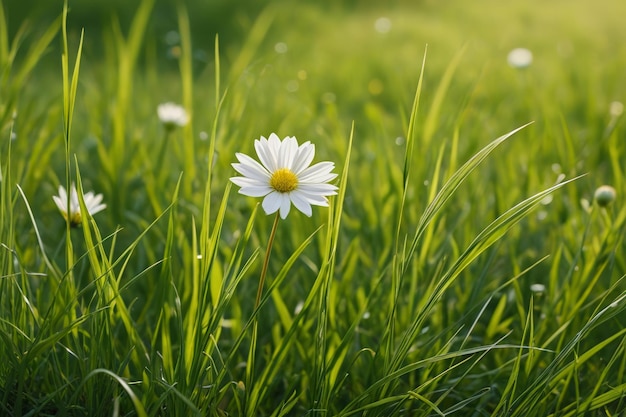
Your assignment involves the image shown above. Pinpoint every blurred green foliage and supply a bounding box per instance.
[3,0,412,55]
[4,0,264,64]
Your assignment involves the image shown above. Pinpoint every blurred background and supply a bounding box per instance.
[3,0,626,209]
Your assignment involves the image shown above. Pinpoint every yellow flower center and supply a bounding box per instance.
[270,168,298,193]
[62,211,82,227]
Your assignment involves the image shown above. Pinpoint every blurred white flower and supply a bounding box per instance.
[230,133,338,219]
[374,17,392,34]
[53,184,106,226]
[609,101,624,118]
[157,102,188,130]
[507,47,533,68]
[594,185,616,207]
[530,283,546,293]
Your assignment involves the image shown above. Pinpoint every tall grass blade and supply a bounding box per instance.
[176,0,196,197]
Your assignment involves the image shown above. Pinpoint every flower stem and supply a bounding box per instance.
[245,212,280,415]
[255,211,280,309]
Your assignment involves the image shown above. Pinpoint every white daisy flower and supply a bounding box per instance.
[507,47,533,69]
[230,133,338,219]
[530,283,546,293]
[157,102,188,130]
[594,185,616,207]
[53,184,106,226]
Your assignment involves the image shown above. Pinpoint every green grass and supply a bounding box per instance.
[1,0,625,415]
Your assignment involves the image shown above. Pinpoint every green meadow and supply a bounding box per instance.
[1,0,625,415]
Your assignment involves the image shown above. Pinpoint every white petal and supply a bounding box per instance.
[93,194,104,206]
[86,200,105,215]
[268,134,282,154]
[268,133,281,145]
[290,192,312,216]
[231,177,269,198]
[297,183,338,195]
[232,162,269,182]
[291,141,315,174]
[52,195,66,213]
[296,190,331,206]
[57,185,68,202]
[238,185,272,197]
[307,197,330,207]
[301,173,338,184]
[279,193,292,219]
[264,134,282,170]
[262,191,282,215]
[298,162,336,182]
[84,192,103,208]
[88,203,107,215]
[69,186,80,214]
[255,138,277,172]
[234,153,270,179]
[230,176,267,188]
[279,136,298,169]
[69,185,79,199]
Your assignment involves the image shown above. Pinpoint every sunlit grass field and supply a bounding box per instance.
[1,0,626,415]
